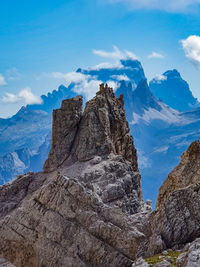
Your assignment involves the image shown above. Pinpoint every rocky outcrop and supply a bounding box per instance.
[0,83,199,267]
[0,174,147,267]
[148,140,200,255]
[44,84,143,214]
[43,95,83,171]
[44,84,138,172]
[156,140,200,209]
[176,238,200,267]
[0,84,145,266]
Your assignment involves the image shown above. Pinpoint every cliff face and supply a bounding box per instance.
[44,83,138,172]
[148,140,200,254]
[0,84,145,267]
[156,140,200,209]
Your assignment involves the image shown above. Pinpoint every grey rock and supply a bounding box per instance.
[132,258,149,267]
[156,140,200,209]
[0,259,14,267]
[148,141,200,255]
[0,84,144,266]
[165,256,173,263]
[43,95,83,171]
[176,238,200,267]
[155,260,172,267]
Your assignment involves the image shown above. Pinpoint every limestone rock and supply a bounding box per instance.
[176,238,200,267]
[132,258,149,267]
[0,259,14,267]
[44,84,139,172]
[0,174,147,267]
[148,141,200,255]
[44,83,143,213]
[43,95,83,171]
[156,140,200,209]
[155,260,172,267]
[0,84,144,266]
[149,183,200,252]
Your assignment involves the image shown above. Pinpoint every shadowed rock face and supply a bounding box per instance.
[43,95,83,171]
[0,84,145,267]
[147,140,200,255]
[156,140,200,209]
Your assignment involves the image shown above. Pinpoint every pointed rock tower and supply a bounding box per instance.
[0,84,145,267]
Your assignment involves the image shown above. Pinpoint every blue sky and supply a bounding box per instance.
[1,0,200,117]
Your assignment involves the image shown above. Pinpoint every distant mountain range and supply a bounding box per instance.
[0,58,200,204]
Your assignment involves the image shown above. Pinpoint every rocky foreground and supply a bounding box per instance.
[0,84,199,266]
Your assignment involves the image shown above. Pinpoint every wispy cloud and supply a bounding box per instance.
[73,79,102,100]
[151,74,167,83]
[93,46,138,60]
[107,0,200,12]
[50,71,91,84]
[2,87,42,105]
[6,67,22,81]
[111,74,130,81]
[0,74,6,86]
[89,62,123,70]
[181,35,200,68]
[148,52,164,59]
[72,78,119,100]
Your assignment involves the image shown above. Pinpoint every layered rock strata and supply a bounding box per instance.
[0,84,144,266]
[148,140,200,255]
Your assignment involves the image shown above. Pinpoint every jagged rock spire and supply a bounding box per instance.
[44,83,139,172]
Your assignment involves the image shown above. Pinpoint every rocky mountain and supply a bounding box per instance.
[1,58,200,206]
[0,84,199,266]
[0,84,144,266]
[149,69,199,111]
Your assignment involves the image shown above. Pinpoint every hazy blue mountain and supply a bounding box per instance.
[0,108,51,156]
[149,69,199,111]
[27,84,76,113]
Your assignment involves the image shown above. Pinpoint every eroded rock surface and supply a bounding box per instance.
[156,140,200,209]
[148,141,200,256]
[0,84,145,267]
[176,238,200,267]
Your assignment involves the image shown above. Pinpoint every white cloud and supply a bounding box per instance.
[152,74,167,83]
[0,74,6,86]
[111,74,130,81]
[2,87,42,105]
[108,0,200,12]
[6,68,22,81]
[73,79,103,100]
[93,46,138,60]
[50,71,91,84]
[73,78,119,100]
[148,52,164,59]
[106,81,119,91]
[89,62,123,70]
[181,35,200,68]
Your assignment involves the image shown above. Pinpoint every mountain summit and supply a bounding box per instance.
[150,69,199,111]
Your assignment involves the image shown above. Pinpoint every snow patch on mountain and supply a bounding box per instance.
[11,152,26,170]
[131,102,182,125]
